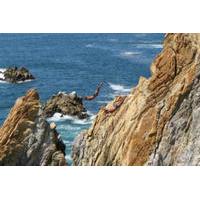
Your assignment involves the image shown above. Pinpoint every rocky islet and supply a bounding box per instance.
[0,66,35,83]
[43,91,89,119]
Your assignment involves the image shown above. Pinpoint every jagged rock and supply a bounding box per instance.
[43,91,88,119]
[0,89,66,166]
[72,33,200,166]
[0,66,35,83]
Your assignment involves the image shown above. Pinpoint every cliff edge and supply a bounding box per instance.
[73,33,200,166]
[0,89,66,166]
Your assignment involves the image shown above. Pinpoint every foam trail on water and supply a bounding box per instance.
[120,51,141,57]
[136,44,163,49]
[108,38,118,42]
[109,82,131,94]
[85,44,94,48]
[97,100,110,104]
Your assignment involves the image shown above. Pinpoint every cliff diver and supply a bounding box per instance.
[102,95,126,114]
[83,82,104,101]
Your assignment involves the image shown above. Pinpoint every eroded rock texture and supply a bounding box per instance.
[0,89,66,166]
[73,33,200,166]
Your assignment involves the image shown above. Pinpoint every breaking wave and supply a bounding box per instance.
[0,68,6,80]
[47,111,96,125]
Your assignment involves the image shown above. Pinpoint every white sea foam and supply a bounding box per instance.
[65,155,72,162]
[85,44,94,48]
[136,44,163,49]
[150,44,163,48]
[17,79,34,84]
[0,68,6,80]
[47,111,96,125]
[0,80,8,84]
[90,114,96,121]
[97,100,110,104]
[48,113,75,122]
[108,38,118,42]
[109,82,131,93]
[72,114,96,125]
[58,124,82,131]
[120,51,141,57]
[63,140,72,145]
[72,119,90,125]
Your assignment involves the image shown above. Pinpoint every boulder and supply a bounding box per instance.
[43,91,89,119]
[0,66,35,83]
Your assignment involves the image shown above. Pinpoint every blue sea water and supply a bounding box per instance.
[0,33,164,164]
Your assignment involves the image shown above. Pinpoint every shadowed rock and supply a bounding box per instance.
[43,91,88,119]
[0,89,66,166]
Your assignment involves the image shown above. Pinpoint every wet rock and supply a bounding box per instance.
[0,66,35,83]
[43,91,89,119]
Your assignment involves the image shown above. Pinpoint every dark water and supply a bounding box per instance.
[0,33,164,164]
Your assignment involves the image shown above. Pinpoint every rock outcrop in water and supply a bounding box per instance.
[43,91,88,119]
[0,89,66,166]
[73,33,200,166]
[0,67,35,83]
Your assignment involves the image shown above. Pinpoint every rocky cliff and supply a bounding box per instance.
[0,89,66,166]
[73,33,200,166]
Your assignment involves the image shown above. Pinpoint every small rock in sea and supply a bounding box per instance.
[43,91,89,119]
[0,66,35,83]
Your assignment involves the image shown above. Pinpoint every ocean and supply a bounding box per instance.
[0,33,164,164]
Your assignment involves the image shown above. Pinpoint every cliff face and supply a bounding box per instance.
[73,33,200,166]
[0,89,66,166]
